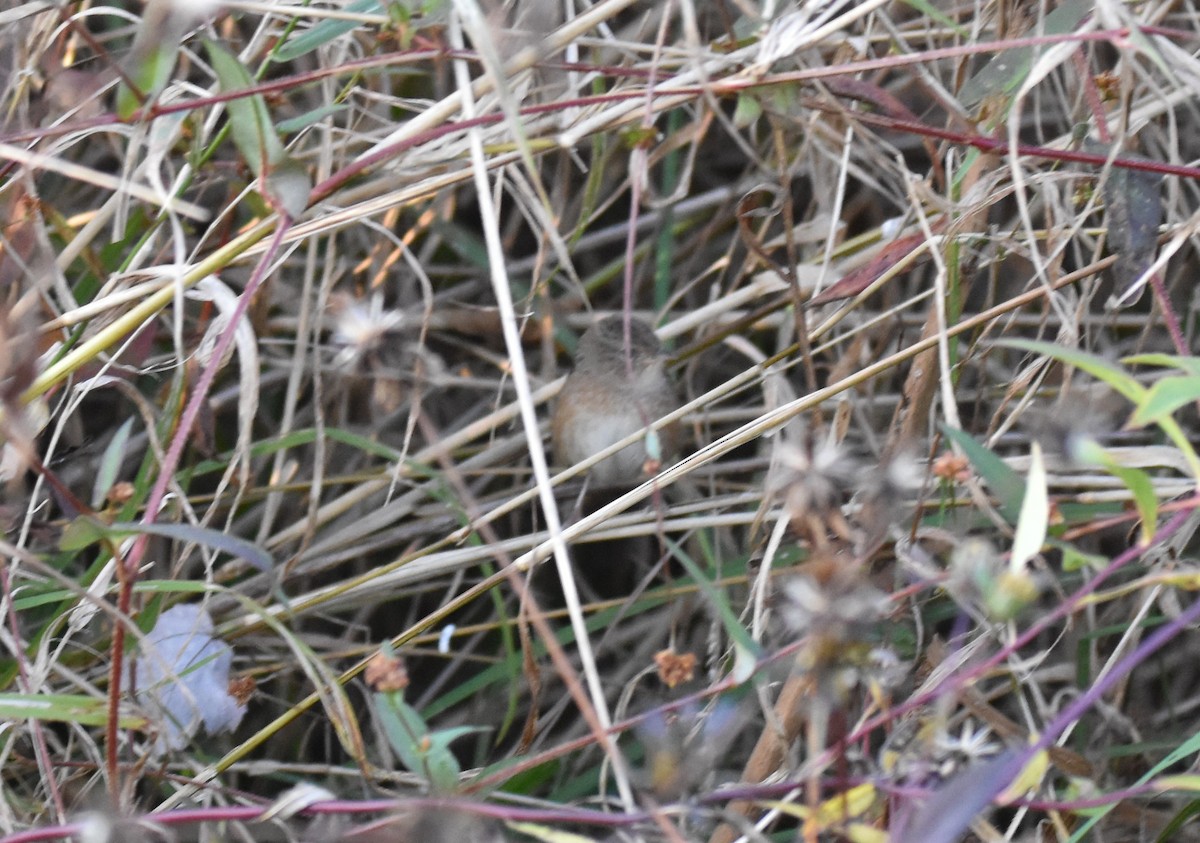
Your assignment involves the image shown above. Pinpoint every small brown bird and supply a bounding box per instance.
[551,315,680,490]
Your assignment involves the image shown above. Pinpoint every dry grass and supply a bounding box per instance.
[3,0,1200,840]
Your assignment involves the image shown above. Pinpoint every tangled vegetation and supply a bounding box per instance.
[3,0,1200,841]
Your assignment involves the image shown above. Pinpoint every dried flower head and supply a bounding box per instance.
[364,650,409,694]
[228,675,257,707]
[775,554,894,706]
[327,292,406,370]
[882,715,1001,785]
[655,648,698,689]
[931,451,971,484]
[767,435,859,546]
[852,450,925,550]
[778,558,889,641]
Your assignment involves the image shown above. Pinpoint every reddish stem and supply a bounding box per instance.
[1072,49,1112,144]
[106,542,132,805]
[1148,271,1188,357]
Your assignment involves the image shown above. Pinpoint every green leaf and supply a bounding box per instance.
[0,692,145,729]
[1157,417,1200,484]
[899,0,967,35]
[59,517,273,572]
[184,427,404,482]
[375,690,426,775]
[59,517,112,552]
[1153,799,1200,843]
[1033,347,1200,481]
[1122,354,1200,377]
[117,40,180,118]
[206,40,287,178]
[93,417,135,509]
[1010,442,1047,569]
[731,640,758,684]
[733,93,763,128]
[423,725,480,792]
[950,148,982,194]
[958,0,1091,114]
[763,80,804,117]
[1107,463,1159,546]
[999,338,1146,403]
[375,690,464,793]
[1052,540,1106,573]
[431,220,490,268]
[272,0,382,62]
[130,522,274,572]
[1128,375,1200,428]
[265,155,312,219]
[1077,440,1160,546]
[940,425,1026,524]
[664,537,762,666]
[275,103,347,134]
[1068,728,1200,841]
[206,40,311,217]
[1126,25,1177,89]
